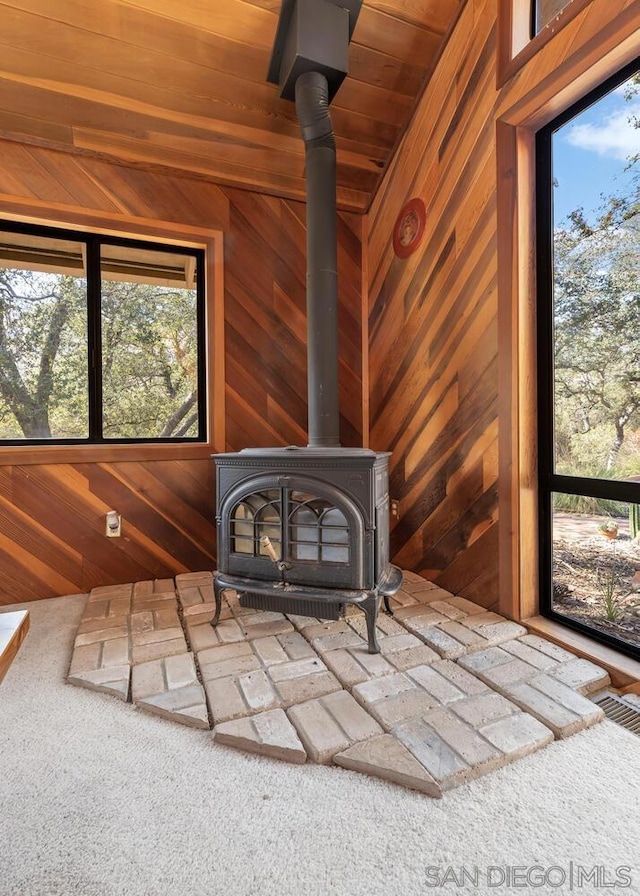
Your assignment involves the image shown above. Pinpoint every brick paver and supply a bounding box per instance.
[392,594,527,660]
[68,640,130,701]
[404,613,527,659]
[203,665,280,723]
[131,579,177,612]
[394,605,450,627]
[288,690,383,763]
[308,625,364,655]
[500,674,604,738]
[550,657,611,694]
[198,635,341,720]
[268,657,341,707]
[393,714,481,789]
[459,647,540,687]
[381,634,441,671]
[186,615,246,652]
[408,664,469,705]
[334,734,443,797]
[87,583,133,602]
[431,659,492,696]
[352,672,441,729]
[70,597,132,699]
[501,639,563,671]
[450,692,519,728]
[214,709,308,764]
[323,646,397,688]
[175,571,215,589]
[130,601,188,665]
[518,634,576,662]
[199,641,262,681]
[506,637,610,694]
[175,572,223,621]
[74,622,129,647]
[346,612,407,640]
[459,641,611,697]
[227,599,295,640]
[132,653,209,729]
[319,614,440,676]
[480,713,554,759]
[252,632,316,666]
[66,568,611,797]
[203,676,255,724]
[393,702,553,791]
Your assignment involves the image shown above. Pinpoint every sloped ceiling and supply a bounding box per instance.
[0,0,461,212]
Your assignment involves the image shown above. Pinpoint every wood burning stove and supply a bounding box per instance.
[212,448,401,652]
[210,0,402,652]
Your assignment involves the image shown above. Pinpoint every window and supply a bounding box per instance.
[0,222,206,443]
[536,59,640,659]
[501,0,592,80]
[533,0,570,35]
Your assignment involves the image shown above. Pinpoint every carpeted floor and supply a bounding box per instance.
[1,595,639,896]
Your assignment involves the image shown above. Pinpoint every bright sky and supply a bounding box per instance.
[552,76,640,225]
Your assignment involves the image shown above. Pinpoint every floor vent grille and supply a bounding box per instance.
[591,692,640,736]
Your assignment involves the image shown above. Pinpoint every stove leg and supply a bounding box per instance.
[383,595,394,616]
[210,578,223,628]
[362,594,381,654]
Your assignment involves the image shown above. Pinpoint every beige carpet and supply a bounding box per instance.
[1,594,639,896]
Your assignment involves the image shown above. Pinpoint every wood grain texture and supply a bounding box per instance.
[0,143,364,604]
[365,0,639,610]
[0,0,636,616]
[0,461,216,602]
[0,0,461,212]
[0,609,29,685]
[366,0,499,609]
[495,0,639,619]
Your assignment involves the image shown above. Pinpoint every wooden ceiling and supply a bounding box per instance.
[0,0,461,212]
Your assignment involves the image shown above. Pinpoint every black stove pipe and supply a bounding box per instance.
[295,71,340,449]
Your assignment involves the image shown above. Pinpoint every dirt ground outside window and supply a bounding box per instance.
[553,514,640,649]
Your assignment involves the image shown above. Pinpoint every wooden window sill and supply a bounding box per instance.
[0,443,218,465]
[524,615,640,692]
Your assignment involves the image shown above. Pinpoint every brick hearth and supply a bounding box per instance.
[67,572,610,797]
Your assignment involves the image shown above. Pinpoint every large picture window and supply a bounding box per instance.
[0,223,206,443]
[536,60,640,659]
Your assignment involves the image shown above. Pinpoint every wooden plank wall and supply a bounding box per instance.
[365,0,638,609]
[0,143,363,604]
[0,0,633,608]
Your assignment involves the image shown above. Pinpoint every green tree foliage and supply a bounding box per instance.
[101,279,198,439]
[0,268,87,438]
[0,265,198,440]
[553,74,640,477]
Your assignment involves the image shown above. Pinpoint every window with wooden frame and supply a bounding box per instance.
[0,221,206,444]
[535,58,640,660]
[500,0,592,82]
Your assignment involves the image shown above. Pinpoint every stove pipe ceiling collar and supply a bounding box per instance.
[267,0,362,103]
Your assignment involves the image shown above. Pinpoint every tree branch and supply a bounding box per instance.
[160,391,197,438]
